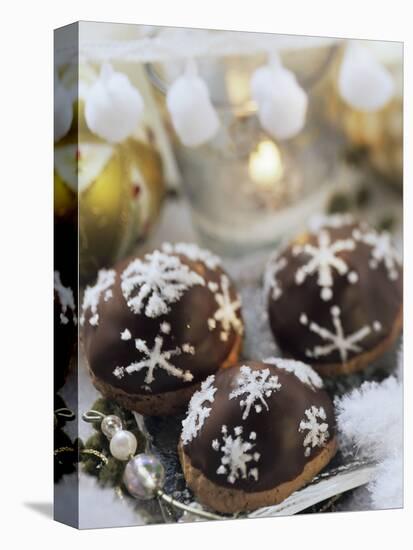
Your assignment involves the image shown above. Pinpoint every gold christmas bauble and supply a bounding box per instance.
[54,132,165,283]
[54,61,165,281]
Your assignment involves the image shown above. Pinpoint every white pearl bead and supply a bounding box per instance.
[101,415,122,439]
[109,430,137,461]
[123,454,165,500]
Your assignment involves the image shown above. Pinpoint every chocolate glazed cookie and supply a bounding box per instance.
[264,216,403,376]
[81,243,244,416]
[179,359,337,514]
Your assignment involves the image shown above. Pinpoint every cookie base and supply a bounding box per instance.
[89,333,242,416]
[311,305,403,377]
[178,437,337,514]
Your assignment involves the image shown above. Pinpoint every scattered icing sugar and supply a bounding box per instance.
[229,365,281,420]
[121,250,205,318]
[54,271,77,326]
[208,318,216,330]
[212,426,260,484]
[263,357,323,390]
[293,230,357,302]
[182,343,195,355]
[308,213,354,233]
[181,376,217,445]
[348,271,359,284]
[112,334,194,385]
[299,405,330,457]
[264,254,287,301]
[353,228,401,281]
[208,274,243,341]
[104,289,113,302]
[300,306,378,363]
[160,321,171,334]
[113,366,124,379]
[208,281,219,292]
[162,242,221,270]
[373,321,382,332]
[120,329,132,340]
[80,269,115,326]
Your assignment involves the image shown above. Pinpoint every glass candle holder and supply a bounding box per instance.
[147,36,343,255]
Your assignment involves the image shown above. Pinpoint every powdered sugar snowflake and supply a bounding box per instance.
[121,250,205,318]
[353,228,401,281]
[264,255,287,301]
[299,406,330,457]
[300,306,382,363]
[162,242,221,270]
[80,269,116,326]
[212,425,260,484]
[208,274,243,341]
[263,357,323,390]
[54,271,77,325]
[229,365,281,419]
[181,376,217,445]
[293,230,358,301]
[112,334,194,386]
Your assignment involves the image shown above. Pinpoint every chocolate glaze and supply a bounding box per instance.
[266,222,402,368]
[82,246,243,395]
[182,360,336,493]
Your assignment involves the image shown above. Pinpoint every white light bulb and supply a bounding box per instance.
[85,63,144,143]
[166,61,220,148]
[338,43,395,112]
[251,63,308,140]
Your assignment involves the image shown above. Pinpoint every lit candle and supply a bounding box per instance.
[248,140,284,189]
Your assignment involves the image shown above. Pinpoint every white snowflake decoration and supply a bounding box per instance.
[54,271,77,325]
[80,269,116,326]
[181,376,217,445]
[212,425,260,484]
[300,306,382,363]
[229,365,281,419]
[112,334,194,386]
[208,274,243,341]
[293,230,358,301]
[353,228,401,281]
[264,255,287,301]
[299,406,330,457]
[162,242,221,270]
[121,250,205,318]
[263,357,323,390]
